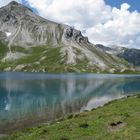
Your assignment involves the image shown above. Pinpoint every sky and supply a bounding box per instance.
[0,0,140,49]
[105,0,140,12]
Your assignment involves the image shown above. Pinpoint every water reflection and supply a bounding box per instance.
[0,73,140,132]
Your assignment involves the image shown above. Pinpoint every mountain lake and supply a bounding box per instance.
[0,72,140,133]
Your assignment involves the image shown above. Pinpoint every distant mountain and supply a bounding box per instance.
[0,1,138,73]
[95,44,140,67]
[118,49,140,66]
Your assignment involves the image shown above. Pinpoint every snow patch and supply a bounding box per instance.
[5,32,12,37]
[106,51,114,54]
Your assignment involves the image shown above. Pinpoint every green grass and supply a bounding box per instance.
[0,45,99,73]
[2,94,140,140]
[0,46,66,72]
[0,41,8,59]
[0,44,140,74]
[10,46,29,54]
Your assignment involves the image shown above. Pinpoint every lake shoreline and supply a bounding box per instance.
[0,93,138,135]
[0,72,140,139]
[1,94,140,140]
[1,71,140,75]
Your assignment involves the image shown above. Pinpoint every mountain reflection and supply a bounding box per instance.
[0,73,140,132]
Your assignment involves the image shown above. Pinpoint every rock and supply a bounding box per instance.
[40,56,46,61]
[33,61,40,65]
[83,37,89,43]
[4,67,11,71]
[42,69,46,72]
[73,29,81,39]
[9,1,19,6]
[109,68,116,73]
[65,27,73,38]
[120,68,127,72]
[14,64,26,71]
[0,31,6,41]
[65,27,88,43]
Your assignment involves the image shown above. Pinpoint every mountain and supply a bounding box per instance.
[95,44,140,67]
[0,1,137,73]
[118,49,140,66]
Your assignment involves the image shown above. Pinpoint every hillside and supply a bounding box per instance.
[95,44,140,71]
[0,1,137,73]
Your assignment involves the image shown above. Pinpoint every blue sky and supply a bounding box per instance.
[20,0,38,13]
[105,0,140,12]
[21,0,140,14]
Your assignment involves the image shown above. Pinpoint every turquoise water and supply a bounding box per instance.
[0,72,140,132]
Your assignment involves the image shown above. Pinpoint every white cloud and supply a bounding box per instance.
[86,3,140,48]
[27,0,111,29]
[25,0,140,48]
[1,0,140,48]
[121,3,130,11]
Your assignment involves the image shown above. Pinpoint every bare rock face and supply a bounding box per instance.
[0,1,89,48]
[9,1,19,6]
[0,31,6,41]
[65,27,73,38]
[65,27,89,43]
[0,1,57,47]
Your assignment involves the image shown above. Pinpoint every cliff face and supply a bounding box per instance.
[0,1,135,73]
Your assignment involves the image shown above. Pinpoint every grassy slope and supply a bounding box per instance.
[0,45,136,73]
[2,95,140,140]
[0,45,105,73]
[0,41,8,59]
[0,42,140,73]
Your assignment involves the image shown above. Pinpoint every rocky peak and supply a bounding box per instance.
[65,27,89,43]
[1,1,33,13]
[0,1,35,28]
[9,1,19,6]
